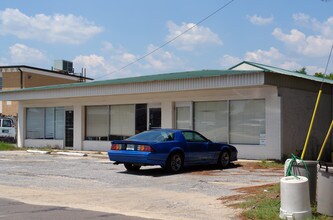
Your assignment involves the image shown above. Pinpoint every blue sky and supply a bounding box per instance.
[0,0,332,80]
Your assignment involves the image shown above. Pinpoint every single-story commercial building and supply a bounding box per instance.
[1,61,332,160]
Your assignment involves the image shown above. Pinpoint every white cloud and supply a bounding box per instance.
[0,8,102,44]
[73,44,185,79]
[272,28,306,44]
[166,21,222,51]
[143,44,184,71]
[272,28,332,57]
[293,13,333,38]
[244,47,284,65]
[247,14,274,25]
[73,54,114,78]
[273,14,333,57]
[220,47,310,72]
[219,55,242,68]
[9,43,47,64]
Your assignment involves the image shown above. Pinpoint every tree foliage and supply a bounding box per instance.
[315,72,333,80]
[296,67,307,74]
[295,67,333,80]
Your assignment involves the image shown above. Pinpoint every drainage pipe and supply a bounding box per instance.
[18,67,23,89]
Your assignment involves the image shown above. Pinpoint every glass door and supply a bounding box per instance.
[149,108,161,130]
[65,110,74,148]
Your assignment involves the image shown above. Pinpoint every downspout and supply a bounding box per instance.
[18,67,23,89]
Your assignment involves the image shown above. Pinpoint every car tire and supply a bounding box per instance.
[218,150,230,169]
[124,163,141,171]
[166,152,184,173]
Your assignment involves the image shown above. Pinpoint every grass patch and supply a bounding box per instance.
[0,142,18,151]
[238,184,280,220]
[259,160,284,169]
[220,183,332,220]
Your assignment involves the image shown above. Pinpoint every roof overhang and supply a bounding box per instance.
[1,71,265,101]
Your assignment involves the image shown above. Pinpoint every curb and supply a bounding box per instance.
[26,150,51,154]
[53,152,88,157]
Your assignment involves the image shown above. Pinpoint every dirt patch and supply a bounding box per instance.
[189,169,223,176]
[218,183,279,206]
[236,162,283,172]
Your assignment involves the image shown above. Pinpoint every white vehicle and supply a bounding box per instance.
[0,117,16,141]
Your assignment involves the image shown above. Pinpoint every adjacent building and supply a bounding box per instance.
[1,61,332,161]
[0,60,92,116]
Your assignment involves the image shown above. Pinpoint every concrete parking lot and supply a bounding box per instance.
[0,151,283,220]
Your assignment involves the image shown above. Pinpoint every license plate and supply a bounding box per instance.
[127,144,135,150]
[2,130,9,133]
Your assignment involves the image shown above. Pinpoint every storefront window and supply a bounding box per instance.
[229,99,265,144]
[86,106,109,140]
[26,107,64,140]
[85,104,137,141]
[176,106,191,129]
[194,101,228,142]
[26,108,44,139]
[110,105,135,140]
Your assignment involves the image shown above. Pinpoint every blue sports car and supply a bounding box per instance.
[108,129,237,173]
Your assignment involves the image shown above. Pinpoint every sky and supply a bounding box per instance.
[0,0,333,80]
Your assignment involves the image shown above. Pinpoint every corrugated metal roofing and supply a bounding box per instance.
[230,61,333,84]
[0,69,258,93]
[1,61,332,95]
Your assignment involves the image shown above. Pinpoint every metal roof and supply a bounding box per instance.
[1,61,332,95]
[0,69,258,93]
[229,61,333,84]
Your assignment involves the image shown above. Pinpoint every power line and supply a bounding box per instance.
[95,0,236,80]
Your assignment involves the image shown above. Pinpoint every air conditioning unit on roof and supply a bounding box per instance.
[54,60,74,73]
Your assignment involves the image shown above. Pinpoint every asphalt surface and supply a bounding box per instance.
[0,198,151,220]
[0,151,283,220]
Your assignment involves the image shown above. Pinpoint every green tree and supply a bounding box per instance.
[296,67,307,74]
[315,72,333,80]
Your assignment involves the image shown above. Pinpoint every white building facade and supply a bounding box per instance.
[2,62,332,161]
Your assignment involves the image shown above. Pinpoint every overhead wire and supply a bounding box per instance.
[95,0,236,80]
[320,43,333,89]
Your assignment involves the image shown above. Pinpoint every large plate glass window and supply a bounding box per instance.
[26,107,65,140]
[229,99,265,144]
[55,107,65,140]
[110,105,135,140]
[194,101,228,142]
[26,108,45,139]
[86,106,109,140]
[45,108,55,139]
[175,104,191,130]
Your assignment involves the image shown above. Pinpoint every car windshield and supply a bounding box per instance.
[128,130,175,142]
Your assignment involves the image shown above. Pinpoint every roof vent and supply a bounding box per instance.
[53,60,74,74]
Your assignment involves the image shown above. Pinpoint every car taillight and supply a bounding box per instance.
[111,144,121,150]
[137,145,153,152]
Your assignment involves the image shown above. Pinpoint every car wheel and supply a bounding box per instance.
[124,163,141,171]
[166,153,184,173]
[218,150,230,169]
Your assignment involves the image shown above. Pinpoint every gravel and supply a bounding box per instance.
[0,151,283,220]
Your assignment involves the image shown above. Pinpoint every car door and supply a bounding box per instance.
[181,131,210,164]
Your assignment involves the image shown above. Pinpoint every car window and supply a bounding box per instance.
[128,131,175,142]
[182,131,208,142]
[2,119,12,128]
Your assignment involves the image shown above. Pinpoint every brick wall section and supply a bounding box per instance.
[2,70,81,116]
[23,72,78,87]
